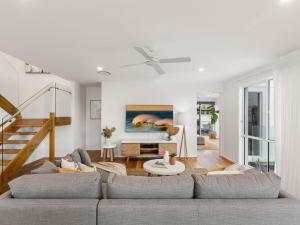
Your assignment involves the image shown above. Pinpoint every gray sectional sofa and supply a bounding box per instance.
[0,172,300,225]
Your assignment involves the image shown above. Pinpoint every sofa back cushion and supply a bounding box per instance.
[107,175,194,199]
[193,172,281,199]
[9,173,101,199]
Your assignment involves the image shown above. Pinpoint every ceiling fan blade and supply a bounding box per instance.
[158,57,191,63]
[134,47,152,60]
[120,62,145,68]
[149,63,165,75]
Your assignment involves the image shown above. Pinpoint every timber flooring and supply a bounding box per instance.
[88,149,232,172]
[197,138,219,151]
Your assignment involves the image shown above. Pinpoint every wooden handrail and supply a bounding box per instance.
[0,95,21,119]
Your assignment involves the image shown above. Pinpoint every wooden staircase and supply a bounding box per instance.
[0,94,71,192]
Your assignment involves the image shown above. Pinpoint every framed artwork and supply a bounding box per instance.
[125,105,173,132]
[90,100,101,120]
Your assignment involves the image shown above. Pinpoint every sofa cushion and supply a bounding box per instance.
[107,175,194,199]
[0,199,98,225]
[193,173,281,199]
[97,198,300,225]
[31,160,58,174]
[9,173,101,199]
[77,149,92,166]
[70,149,82,163]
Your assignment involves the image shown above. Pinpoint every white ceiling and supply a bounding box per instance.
[0,0,300,83]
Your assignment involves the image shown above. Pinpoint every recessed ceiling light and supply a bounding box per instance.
[280,0,291,3]
[198,68,205,72]
[97,66,103,72]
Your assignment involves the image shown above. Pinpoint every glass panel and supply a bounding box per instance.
[247,138,268,172]
[269,80,275,140]
[269,142,276,171]
[55,83,72,117]
[243,79,276,171]
[245,82,268,139]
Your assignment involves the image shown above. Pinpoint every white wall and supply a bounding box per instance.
[101,80,222,157]
[0,51,86,162]
[85,85,101,150]
[0,52,19,119]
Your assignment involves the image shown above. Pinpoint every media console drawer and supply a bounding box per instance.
[121,140,177,157]
[121,143,140,156]
[158,143,177,155]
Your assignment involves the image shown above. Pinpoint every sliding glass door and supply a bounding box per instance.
[243,79,275,171]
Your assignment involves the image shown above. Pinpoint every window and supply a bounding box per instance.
[242,79,275,171]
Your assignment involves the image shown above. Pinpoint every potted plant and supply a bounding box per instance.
[101,126,116,145]
[166,125,179,141]
[207,105,219,139]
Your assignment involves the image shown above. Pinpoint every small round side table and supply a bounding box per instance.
[102,144,116,161]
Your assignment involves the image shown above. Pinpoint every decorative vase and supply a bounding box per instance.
[105,138,111,146]
[169,154,177,165]
[163,151,170,164]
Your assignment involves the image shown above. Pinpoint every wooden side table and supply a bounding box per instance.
[102,144,116,161]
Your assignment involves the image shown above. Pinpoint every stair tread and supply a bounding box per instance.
[14,119,48,124]
[0,149,21,154]
[11,118,48,128]
[12,124,43,127]
[4,132,37,135]
[0,140,29,144]
[0,160,11,166]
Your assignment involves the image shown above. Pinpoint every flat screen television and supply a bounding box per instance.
[125,105,173,132]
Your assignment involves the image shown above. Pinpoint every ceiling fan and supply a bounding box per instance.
[120,47,191,75]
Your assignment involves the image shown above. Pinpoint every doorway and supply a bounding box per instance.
[197,101,220,151]
[242,79,275,171]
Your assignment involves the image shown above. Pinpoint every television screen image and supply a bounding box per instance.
[125,105,173,132]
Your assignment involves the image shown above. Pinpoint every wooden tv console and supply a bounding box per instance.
[121,139,177,158]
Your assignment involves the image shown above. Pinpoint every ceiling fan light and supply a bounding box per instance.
[97,66,104,72]
[97,71,111,76]
[198,67,205,72]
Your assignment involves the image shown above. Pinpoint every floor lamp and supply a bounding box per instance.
[177,112,188,159]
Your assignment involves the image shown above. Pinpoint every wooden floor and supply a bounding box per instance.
[197,138,219,151]
[88,149,232,172]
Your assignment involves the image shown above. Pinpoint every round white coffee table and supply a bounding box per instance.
[143,159,185,176]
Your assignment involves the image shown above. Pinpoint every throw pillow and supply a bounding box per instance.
[31,161,58,174]
[61,158,79,171]
[225,163,253,172]
[77,149,92,166]
[70,149,82,163]
[80,163,96,173]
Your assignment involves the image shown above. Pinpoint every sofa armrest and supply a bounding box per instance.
[0,191,12,200]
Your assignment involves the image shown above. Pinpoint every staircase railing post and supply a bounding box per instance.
[49,112,55,162]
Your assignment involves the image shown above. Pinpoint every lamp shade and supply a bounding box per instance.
[176,112,189,126]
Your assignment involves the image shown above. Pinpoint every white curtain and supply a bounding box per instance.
[276,61,300,199]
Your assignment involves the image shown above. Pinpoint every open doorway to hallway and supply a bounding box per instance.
[196,96,220,152]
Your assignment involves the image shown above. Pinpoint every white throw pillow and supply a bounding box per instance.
[80,163,97,173]
[224,163,241,171]
[61,158,78,171]
[225,163,253,172]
